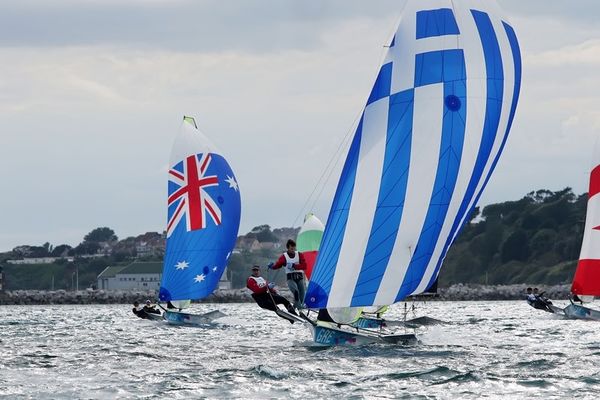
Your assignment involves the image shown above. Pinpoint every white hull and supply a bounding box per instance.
[564,304,600,320]
[164,309,225,326]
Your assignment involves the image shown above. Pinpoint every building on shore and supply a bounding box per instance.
[7,256,75,265]
[97,261,162,291]
[97,261,233,291]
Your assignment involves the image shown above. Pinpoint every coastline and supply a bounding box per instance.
[0,283,572,305]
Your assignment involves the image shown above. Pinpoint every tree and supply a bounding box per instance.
[51,244,72,257]
[84,227,118,243]
[43,242,53,254]
[73,242,100,255]
[501,229,529,263]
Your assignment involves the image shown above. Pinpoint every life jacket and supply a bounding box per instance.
[283,251,302,275]
[249,275,267,288]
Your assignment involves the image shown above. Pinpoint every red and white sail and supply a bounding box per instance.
[572,163,600,297]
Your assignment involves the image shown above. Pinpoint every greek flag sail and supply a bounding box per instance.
[305,0,521,309]
[159,116,241,302]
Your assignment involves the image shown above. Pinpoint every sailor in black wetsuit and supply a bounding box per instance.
[247,265,297,321]
[132,301,147,319]
[143,300,161,315]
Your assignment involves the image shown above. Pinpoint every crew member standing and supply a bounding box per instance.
[269,239,307,309]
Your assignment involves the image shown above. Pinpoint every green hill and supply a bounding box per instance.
[0,188,587,290]
[440,187,584,286]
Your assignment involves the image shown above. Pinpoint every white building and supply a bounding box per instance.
[7,257,74,265]
[97,261,162,291]
[97,261,233,291]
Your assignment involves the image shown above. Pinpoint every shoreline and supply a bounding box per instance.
[0,283,572,305]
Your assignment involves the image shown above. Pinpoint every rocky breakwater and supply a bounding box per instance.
[0,284,573,305]
[0,288,256,305]
[436,283,572,301]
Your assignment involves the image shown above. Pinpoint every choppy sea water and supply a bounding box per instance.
[1,301,599,399]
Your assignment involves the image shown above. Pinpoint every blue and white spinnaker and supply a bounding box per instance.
[305,0,521,309]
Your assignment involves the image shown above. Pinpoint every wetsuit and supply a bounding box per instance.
[247,275,297,315]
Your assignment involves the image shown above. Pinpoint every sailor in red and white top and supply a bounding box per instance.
[247,265,296,319]
[269,239,307,309]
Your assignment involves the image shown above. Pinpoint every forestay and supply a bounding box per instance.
[159,116,241,302]
[305,0,521,309]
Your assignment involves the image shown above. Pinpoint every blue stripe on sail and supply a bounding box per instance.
[416,8,460,39]
[415,50,465,88]
[350,89,414,306]
[367,62,393,106]
[395,58,467,301]
[420,10,505,295]
[390,35,395,48]
[305,118,364,309]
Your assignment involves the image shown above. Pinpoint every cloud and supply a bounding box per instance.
[2,1,600,250]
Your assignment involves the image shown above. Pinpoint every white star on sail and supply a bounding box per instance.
[194,274,206,283]
[225,175,238,191]
[175,261,190,270]
[212,266,218,272]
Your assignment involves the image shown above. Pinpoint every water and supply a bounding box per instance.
[1,301,599,399]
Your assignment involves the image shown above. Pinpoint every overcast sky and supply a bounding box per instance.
[2,0,600,251]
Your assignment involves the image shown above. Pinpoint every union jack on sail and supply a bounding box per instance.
[167,153,222,237]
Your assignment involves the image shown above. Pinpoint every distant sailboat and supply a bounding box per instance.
[564,151,600,320]
[158,116,241,325]
[302,0,522,345]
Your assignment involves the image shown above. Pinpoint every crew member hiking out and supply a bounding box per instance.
[246,265,298,323]
[269,239,307,309]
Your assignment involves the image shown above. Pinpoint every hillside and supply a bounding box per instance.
[440,188,583,286]
[0,188,586,290]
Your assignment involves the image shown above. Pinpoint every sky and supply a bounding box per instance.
[1,0,600,251]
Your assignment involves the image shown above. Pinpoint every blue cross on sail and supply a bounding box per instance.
[305,0,521,309]
[159,116,241,302]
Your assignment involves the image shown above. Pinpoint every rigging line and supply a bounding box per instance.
[304,113,361,220]
[290,115,357,228]
[292,7,405,228]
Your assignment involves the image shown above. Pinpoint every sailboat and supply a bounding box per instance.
[158,116,241,326]
[564,151,600,320]
[298,214,432,330]
[301,0,522,345]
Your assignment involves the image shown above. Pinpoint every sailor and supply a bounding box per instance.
[530,288,553,310]
[143,299,161,315]
[525,287,536,303]
[132,301,146,319]
[268,239,307,309]
[247,265,297,321]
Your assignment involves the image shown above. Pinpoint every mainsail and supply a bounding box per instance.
[159,116,241,302]
[571,157,600,298]
[305,0,521,309]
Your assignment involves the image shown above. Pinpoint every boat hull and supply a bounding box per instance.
[164,309,225,326]
[527,300,564,315]
[564,304,600,320]
[353,316,385,329]
[309,323,417,346]
[144,312,165,321]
